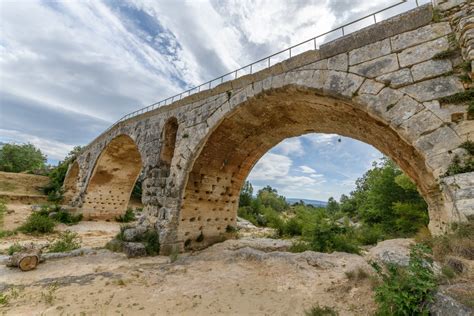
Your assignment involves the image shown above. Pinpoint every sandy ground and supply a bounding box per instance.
[0,172,49,196]
[0,238,376,316]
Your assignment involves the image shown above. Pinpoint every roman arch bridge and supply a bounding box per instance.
[63,1,474,254]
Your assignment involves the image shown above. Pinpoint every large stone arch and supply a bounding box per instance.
[82,134,143,219]
[177,82,464,250]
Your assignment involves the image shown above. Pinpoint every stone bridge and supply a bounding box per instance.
[63,0,474,254]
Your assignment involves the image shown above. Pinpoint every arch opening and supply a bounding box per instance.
[160,117,179,167]
[178,86,443,250]
[63,161,79,204]
[82,134,142,219]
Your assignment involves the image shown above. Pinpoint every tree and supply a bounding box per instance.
[326,197,340,213]
[239,181,253,207]
[0,143,47,173]
[257,186,288,212]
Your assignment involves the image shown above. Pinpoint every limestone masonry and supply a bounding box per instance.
[63,0,474,254]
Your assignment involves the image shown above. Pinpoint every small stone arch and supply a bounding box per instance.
[82,134,142,219]
[160,117,179,168]
[63,160,80,203]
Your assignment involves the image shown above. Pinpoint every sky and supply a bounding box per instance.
[0,0,429,201]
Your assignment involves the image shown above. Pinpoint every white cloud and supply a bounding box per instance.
[248,153,292,181]
[0,129,74,161]
[299,165,316,174]
[274,138,305,156]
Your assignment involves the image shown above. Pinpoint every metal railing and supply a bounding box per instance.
[102,0,426,135]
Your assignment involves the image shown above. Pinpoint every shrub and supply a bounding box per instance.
[372,244,436,315]
[115,208,135,223]
[53,210,83,225]
[48,231,81,253]
[7,242,23,255]
[142,229,160,255]
[0,199,6,226]
[307,220,360,254]
[18,212,55,234]
[356,224,385,245]
[305,304,338,316]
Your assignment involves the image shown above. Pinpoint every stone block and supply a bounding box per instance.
[400,76,464,102]
[398,37,449,67]
[349,53,399,78]
[400,109,444,139]
[327,53,348,71]
[385,95,424,126]
[390,22,451,51]
[349,39,391,65]
[358,79,385,95]
[414,126,461,157]
[411,59,453,81]
[376,68,413,88]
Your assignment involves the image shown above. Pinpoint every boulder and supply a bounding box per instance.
[430,291,473,316]
[122,242,146,258]
[366,238,414,266]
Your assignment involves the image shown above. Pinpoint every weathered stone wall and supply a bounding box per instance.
[64,1,474,254]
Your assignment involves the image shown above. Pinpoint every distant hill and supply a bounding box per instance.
[286,198,327,207]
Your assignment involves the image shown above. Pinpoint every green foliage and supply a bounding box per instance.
[114,225,160,256]
[0,292,8,306]
[225,225,237,233]
[356,224,385,245]
[445,145,474,176]
[48,231,81,253]
[43,146,83,196]
[131,179,142,200]
[7,242,23,255]
[305,305,338,316]
[432,8,442,22]
[0,199,6,227]
[18,212,55,234]
[372,244,436,315]
[115,208,135,223]
[257,186,288,212]
[0,143,47,173]
[36,204,82,225]
[305,219,360,254]
[439,89,474,104]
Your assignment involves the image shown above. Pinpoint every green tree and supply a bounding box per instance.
[326,197,340,213]
[257,186,288,212]
[239,181,253,207]
[0,143,46,173]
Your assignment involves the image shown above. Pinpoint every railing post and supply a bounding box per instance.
[373,14,377,23]
[289,48,292,58]
[314,38,317,49]
[341,26,345,36]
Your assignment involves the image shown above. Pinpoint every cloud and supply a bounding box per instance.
[274,138,305,156]
[0,129,74,161]
[248,153,292,181]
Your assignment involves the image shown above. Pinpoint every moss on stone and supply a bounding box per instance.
[439,90,474,104]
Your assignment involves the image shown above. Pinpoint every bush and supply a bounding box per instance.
[356,224,385,245]
[307,220,360,254]
[48,231,81,253]
[53,210,83,225]
[115,208,135,223]
[305,304,338,316]
[18,212,55,234]
[372,244,436,315]
[7,243,23,255]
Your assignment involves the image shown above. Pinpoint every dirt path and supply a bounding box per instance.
[0,238,376,315]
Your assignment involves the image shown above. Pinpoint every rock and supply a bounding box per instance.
[365,238,414,266]
[122,242,147,258]
[411,59,453,81]
[349,54,399,78]
[430,291,473,316]
[398,37,449,67]
[236,217,257,230]
[376,68,413,88]
[123,226,148,242]
[224,238,293,252]
[48,212,58,219]
[349,38,391,65]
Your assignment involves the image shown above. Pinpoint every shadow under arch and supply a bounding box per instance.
[82,134,142,219]
[178,86,444,250]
